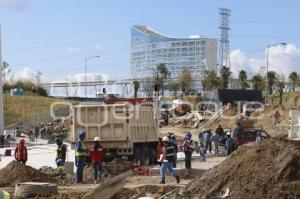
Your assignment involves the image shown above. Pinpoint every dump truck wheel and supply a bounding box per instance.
[142,146,150,165]
[148,148,156,165]
[134,147,142,166]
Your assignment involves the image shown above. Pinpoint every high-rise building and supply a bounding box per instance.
[131,25,217,90]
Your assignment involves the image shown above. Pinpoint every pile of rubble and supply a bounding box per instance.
[169,111,204,128]
[0,161,55,186]
[181,138,300,199]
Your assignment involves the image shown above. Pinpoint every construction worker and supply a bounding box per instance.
[75,131,89,183]
[181,132,195,176]
[167,132,178,168]
[273,109,281,126]
[158,136,180,184]
[156,137,164,161]
[14,139,28,164]
[198,132,206,162]
[34,126,39,142]
[55,138,67,179]
[225,132,235,156]
[215,124,224,137]
[256,131,262,143]
[210,131,221,156]
[90,137,104,183]
[0,189,10,199]
[163,111,169,126]
[203,129,212,154]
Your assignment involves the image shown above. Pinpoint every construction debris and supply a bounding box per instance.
[170,111,204,128]
[174,104,192,116]
[180,138,300,199]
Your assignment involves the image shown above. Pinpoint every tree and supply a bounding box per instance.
[35,71,42,86]
[132,80,140,98]
[168,81,180,97]
[238,70,249,90]
[157,63,170,96]
[289,71,298,92]
[2,61,11,91]
[143,77,154,97]
[180,69,193,95]
[220,66,231,89]
[202,70,220,91]
[277,81,285,105]
[267,71,277,94]
[251,74,265,90]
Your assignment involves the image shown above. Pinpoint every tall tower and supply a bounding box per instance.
[218,8,231,68]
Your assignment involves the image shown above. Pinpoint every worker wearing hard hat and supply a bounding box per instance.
[225,132,235,156]
[75,131,89,183]
[0,189,10,199]
[55,138,67,179]
[14,139,28,165]
[181,132,195,177]
[90,137,104,183]
[158,136,180,184]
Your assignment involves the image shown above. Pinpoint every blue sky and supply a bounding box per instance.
[1,0,300,82]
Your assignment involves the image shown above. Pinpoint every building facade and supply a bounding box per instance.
[131,25,217,90]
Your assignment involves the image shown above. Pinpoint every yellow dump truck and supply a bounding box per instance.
[72,103,159,164]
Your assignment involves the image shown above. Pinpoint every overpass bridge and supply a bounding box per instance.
[42,78,133,97]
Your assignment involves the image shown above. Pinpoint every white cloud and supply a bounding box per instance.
[230,44,300,80]
[94,45,102,52]
[6,67,41,83]
[65,47,81,54]
[0,0,30,10]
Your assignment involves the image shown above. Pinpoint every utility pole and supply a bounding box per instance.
[0,25,4,134]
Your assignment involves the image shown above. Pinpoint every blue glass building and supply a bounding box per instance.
[131,25,217,90]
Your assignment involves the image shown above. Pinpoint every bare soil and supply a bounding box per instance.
[0,161,56,187]
[182,138,300,199]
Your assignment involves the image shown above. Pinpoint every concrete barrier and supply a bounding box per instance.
[15,182,58,198]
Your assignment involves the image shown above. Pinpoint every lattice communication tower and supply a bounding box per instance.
[218,8,231,68]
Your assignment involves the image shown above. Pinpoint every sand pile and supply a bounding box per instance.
[0,161,55,186]
[183,139,300,199]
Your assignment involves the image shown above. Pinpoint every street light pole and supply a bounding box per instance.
[84,56,100,98]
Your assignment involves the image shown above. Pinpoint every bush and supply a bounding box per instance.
[3,80,48,97]
[36,86,48,97]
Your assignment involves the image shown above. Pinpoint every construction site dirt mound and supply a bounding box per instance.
[113,185,178,199]
[0,161,55,187]
[82,158,134,183]
[183,138,300,199]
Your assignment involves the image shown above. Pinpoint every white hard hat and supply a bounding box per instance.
[162,136,169,142]
[226,132,231,135]
[94,137,100,141]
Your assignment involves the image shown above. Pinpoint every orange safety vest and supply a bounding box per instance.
[15,144,27,161]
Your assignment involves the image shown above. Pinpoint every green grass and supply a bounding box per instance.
[3,94,77,127]
[266,91,300,106]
